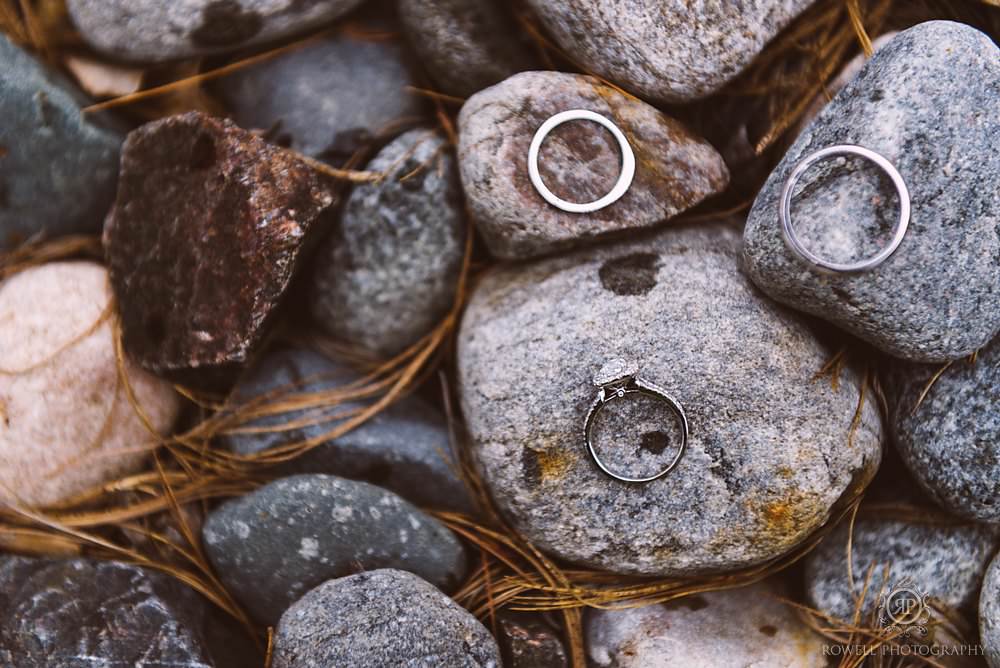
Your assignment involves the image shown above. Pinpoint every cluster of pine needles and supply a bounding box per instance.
[1,0,998,665]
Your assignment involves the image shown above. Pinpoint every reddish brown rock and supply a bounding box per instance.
[103,112,336,386]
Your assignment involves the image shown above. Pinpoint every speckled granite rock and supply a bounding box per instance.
[457,221,882,575]
[0,556,215,667]
[272,569,501,668]
[887,336,1000,522]
[310,129,465,357]
[104,112,337,387]
[498,613,567,668]
[222,348,474,513]
[743,22,1000,363]
[0,35,121,251]
[587,581,826,667]
[0,262,180,508]
[398,0,534,98]
[980,553,1000,668]
[805,518,998,622]
[216,24,424,160]
[202,474,467,625]
[524,0,816,103]
[67,0,366,62]
[457,71,729,260]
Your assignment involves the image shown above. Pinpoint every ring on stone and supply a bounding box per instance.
[780,144,910,273]
[528,109,636,214]
[584,358,688,484]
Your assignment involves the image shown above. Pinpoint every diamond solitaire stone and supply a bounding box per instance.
[592,357,638,387]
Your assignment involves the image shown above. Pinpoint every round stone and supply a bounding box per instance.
[458,221,882,575]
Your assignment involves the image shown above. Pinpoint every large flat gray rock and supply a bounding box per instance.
[457,221,882,575]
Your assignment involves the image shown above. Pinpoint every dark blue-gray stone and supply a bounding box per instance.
[222,348,475,513]
[0,556,229,668]
[0,35,121,250]
[202,474,468,625]
[804,518,998,622]
[743,21,1000,363]
[887,335,1000,522]
[310,129,466,357]
[272,569,501,668]
[215,24,425,160]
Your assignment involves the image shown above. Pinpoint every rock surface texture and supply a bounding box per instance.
[457,71,728,260]
[0,35,121,251]
[525,0,816,102]
[805,518,998,622]
[0,556,215,667]
[272,569,501,668]
[458,222,882,575]
[202,474,467,624]
[216,23,424,160]
[497,613,568,668]
[980,553,1000,668]
[743,22,1000,363]
[586,582,826,667]
[67,0,366,62]
[888,336,1000,522]
[398,0,535,98]
[0,262,179,507]
[104,112,337,386]
[223,348,474,512]
[310,129,466,357]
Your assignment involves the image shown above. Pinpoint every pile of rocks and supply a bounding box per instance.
[1,1,998,667]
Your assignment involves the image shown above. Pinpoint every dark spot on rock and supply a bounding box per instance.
[34,91,56,128]
[662,594,709,612]
[599,253,661,295]
[521,448,542,488]
[870,89,884,102]
[0,179,8,208]
[189,133,216,169]
[190,0,263,48]
[759,624,778,636]
[640,430,669,455]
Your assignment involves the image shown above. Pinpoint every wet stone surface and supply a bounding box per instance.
[103,111,337,387]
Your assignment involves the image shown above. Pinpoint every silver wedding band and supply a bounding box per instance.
[528,109,636,213]
[780,144,910,273]
[584,363,687,484]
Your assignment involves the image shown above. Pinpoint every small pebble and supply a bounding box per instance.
[457,71,728,260]
[0,262,179,507]
[67,0,367,62]
[0,35,121,251]
[272,569,501,668]
[222,348,475,513]
[586,581,826,667]
[202,474,468,625]
[103,111,337,387]
[310,129,465,357]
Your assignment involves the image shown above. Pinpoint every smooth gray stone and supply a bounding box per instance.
[398,0,535,98]
[743,22,1000,363]
[0,556,216,668]
[980,553,1000,668]
[310,129,466,357]
[804,518,998,623]
[457,71,729,260]
[202,474,468,625]
[67,0,366,62]
[586,582,826,667]
[457,221,883,575]
[222,348,475,513]
[0,35,121,251]
[216,25,425,160]
[272,569,501,668]
[524,0,816,103]
[887,336,1000,522]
